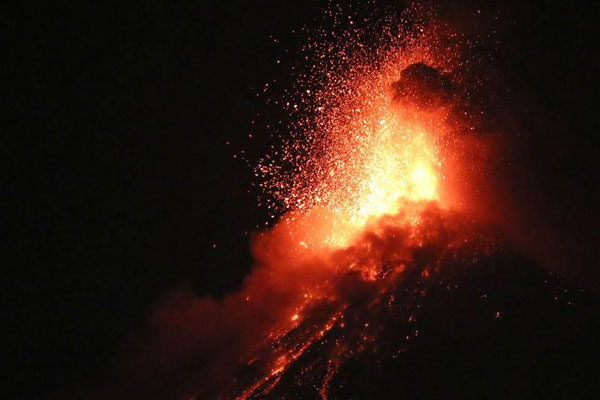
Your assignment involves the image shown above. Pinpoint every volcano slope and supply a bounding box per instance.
[217,206,599,400]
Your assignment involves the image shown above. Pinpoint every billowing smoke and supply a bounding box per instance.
[392,63,454,109]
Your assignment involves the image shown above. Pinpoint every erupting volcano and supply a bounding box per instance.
[220,8,499,398]
[97,3,598,400]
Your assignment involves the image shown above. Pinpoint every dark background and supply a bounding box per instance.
[3,1,599,398]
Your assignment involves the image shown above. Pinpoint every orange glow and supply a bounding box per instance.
[351,122,440,224]
[256,27,458,250]
[239,27,464,396]
[100,3,515,400]
[259,72,446,249]
[166,6,497,400]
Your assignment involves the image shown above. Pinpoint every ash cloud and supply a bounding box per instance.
[391,61,505,138]
[392,63,454,109]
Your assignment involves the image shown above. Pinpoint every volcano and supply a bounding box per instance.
[93,4,599,400]
[233,256,597,399]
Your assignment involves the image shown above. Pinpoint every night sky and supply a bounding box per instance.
[4,1,599,398]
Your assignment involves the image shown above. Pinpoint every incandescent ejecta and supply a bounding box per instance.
[95,3,599,400]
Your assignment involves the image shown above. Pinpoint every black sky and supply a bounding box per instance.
[4,1,599,398]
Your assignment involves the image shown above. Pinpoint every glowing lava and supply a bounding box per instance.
[318,113,442,247]
[351,117,440,225]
